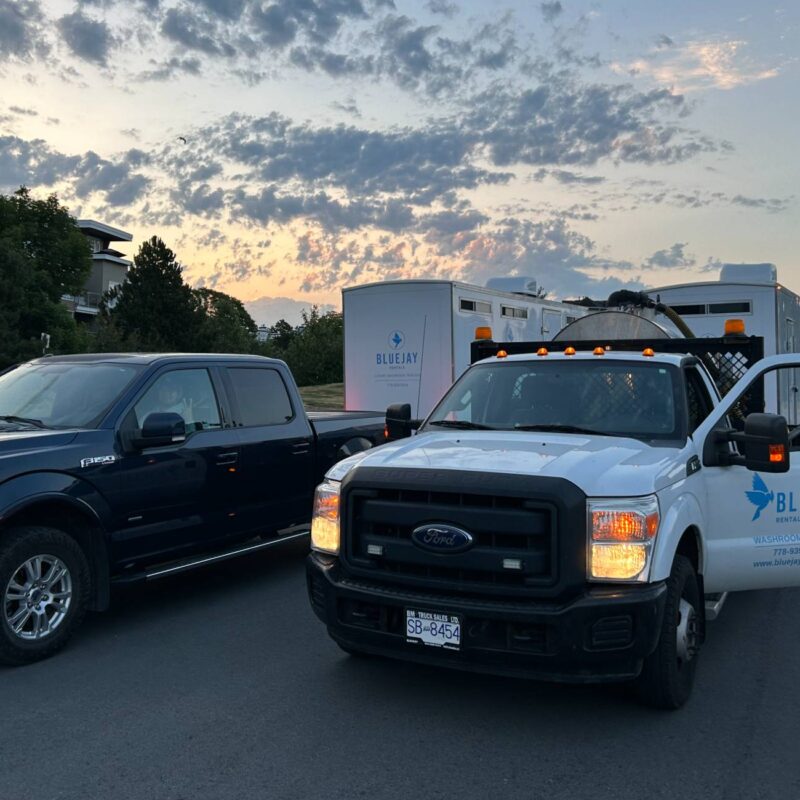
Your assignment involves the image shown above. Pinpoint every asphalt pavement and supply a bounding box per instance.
[1,537,798,800]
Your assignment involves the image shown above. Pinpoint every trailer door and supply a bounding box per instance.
[541,309,562,338]
[698,358,800,593]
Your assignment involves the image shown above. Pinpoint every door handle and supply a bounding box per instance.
[216,451,239,466]
[292,443,311,455]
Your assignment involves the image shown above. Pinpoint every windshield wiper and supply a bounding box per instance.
[513,423,610,436]
[0,415,47,429]
[428,420,496,430]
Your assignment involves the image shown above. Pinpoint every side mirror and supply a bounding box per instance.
[742,413,790,473]
[385,403,420,441]
[134,412,186,449]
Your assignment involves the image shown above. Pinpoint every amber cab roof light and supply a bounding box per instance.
[593,347,605,356]
[564,346,576,356]
[496,349,508,359]
[536,347,549,357]
[642,347,655,357]
[725,318,746,336]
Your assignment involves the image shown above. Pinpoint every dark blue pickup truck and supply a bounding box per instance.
[0,353,383,665]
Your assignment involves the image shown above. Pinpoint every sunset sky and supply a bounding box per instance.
[1,0,797,324]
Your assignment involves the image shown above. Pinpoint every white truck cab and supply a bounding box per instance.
[307,333,800,709]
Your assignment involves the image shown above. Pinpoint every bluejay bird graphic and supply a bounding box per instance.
[391,332,403,348]
[745,473,774,521]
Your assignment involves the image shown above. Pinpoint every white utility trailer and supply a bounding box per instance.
[650,263,800,423]
[343,279,586,417]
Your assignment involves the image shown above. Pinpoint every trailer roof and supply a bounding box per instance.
[341,279,580,307]
[649,279,798,296]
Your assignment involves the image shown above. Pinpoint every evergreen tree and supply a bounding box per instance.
[0,188,91,367]
[107,236,201,351]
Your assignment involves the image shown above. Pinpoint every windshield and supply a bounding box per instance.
[0,362,142,429]
[425,360,684,440]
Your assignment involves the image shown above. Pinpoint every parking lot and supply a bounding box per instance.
[1,536,798,800]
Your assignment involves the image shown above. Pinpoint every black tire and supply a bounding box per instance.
[0,526,90,666]
[635,555,701,710]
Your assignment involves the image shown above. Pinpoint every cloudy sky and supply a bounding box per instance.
[0,0,797,324]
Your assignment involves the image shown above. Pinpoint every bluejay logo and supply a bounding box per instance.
[388,330,405,350]
[746,473,774,521]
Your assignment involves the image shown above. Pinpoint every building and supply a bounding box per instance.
[62,220,133,320]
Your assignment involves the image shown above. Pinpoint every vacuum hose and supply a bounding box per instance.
[606,290,695,339]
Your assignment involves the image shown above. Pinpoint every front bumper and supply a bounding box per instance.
[307,553,667,684]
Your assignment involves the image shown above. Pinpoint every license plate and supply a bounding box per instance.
[406,609,461,650]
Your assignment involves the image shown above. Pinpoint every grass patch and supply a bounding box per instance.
[299,382,344,410]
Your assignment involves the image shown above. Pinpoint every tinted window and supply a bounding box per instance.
[709,301,751,314]
[685,369,713,434]
[0,362,141,428]
[460,299,492,314]
[134,369,221,433]
[228,368,294,426]
[670,304,706,316]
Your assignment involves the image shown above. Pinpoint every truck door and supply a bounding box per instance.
[699,357,800,592]
[105,366,242,565]
[222,365,315,535]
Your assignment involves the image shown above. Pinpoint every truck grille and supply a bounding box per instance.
[344,487,557,596]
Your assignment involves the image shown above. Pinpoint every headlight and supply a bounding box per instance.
[587,496,659,582]
[311,480,341,554]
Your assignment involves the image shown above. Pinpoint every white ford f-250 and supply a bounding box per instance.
[307,329,800,708]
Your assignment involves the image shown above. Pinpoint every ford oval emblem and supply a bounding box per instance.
[411,524,474,553]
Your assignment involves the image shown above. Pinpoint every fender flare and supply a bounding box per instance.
[650,490,706,581]
[0,472,113,610]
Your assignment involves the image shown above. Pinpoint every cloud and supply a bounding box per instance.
[161,6,236,56]
[534,168,605,185]
[8,105,38,116]
[0,136,81,188]
[730,194,792,214]
[0,0,46,62]
[613,38,780,93]
[58,10,116,66]
[644,242,695,269]
[426,0,457,17]
[249,0,368,49]
[540,2,563,23]
[138,55,203,81]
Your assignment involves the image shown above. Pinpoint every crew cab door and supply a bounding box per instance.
[221,365,314,535]
[698,355,800,593]
[103,366,242,565]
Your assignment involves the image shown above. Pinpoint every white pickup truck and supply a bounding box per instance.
[307,331,800,708]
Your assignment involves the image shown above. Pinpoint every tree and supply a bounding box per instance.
[268,319,295,350]
[193,288,258,353]
[105,236,201,351]
[284,307,343,386]
[0,188,92,367]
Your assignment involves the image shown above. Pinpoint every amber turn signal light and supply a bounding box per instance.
[769,444,786,463]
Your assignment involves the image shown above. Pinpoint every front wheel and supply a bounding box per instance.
[0,526,90,666]
[635,555,701,709]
